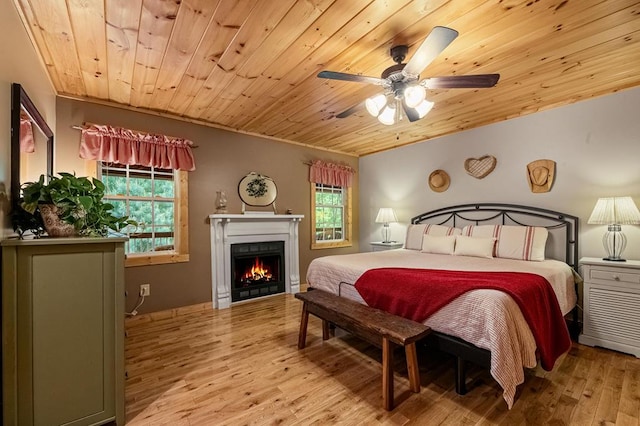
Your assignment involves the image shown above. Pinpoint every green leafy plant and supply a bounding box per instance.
[16,173,136,238]
[11,204,46,238]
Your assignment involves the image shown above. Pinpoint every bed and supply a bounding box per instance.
[306,203,579,408]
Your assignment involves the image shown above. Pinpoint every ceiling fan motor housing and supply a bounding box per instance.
[381,63,406,80]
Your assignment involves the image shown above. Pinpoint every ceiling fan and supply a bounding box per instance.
[317,26,500,125]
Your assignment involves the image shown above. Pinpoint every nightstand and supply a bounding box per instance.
[579,257,640,357]
[370,241,403,252]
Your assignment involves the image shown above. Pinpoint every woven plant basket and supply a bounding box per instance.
[39,204,76,237]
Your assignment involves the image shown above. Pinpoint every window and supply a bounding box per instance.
[99,162,189,267]
[311,182,352,249]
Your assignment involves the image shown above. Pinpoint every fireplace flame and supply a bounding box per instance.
[244,257,272,281]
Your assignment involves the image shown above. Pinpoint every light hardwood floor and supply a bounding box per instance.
[124,293,640,425]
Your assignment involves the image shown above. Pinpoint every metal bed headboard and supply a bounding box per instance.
[411,203,579,272]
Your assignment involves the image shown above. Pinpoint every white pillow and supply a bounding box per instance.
[453,235,495,259]
[462,225,548,261]
[405,224,462,250]
[421,235,456,255]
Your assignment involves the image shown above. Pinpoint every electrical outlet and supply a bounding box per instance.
[140,284,151,297]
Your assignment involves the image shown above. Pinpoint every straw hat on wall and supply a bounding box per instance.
[526,159,555,193]
[428,169,450,192]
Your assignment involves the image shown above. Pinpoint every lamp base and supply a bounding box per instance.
[602,225,628,263]
[381,224,391,244]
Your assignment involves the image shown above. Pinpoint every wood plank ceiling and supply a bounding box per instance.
[13,0,640,156]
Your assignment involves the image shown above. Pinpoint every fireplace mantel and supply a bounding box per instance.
[209,214,304,308]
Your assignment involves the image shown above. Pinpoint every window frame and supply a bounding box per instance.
[98,162,189,267]
[310,182,352,249]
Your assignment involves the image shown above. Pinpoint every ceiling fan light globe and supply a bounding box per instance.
[365,94,387,117]
[414,100,434,118]
[378,105,396,125]
[404,85,426,108]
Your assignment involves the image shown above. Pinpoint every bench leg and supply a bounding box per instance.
[405,343,421,393]
[382,337,394,411]
[322,320,331,340]
[298,303,309,349]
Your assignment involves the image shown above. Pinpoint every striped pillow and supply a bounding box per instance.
[405,224,462,250]
[462,225,548,261]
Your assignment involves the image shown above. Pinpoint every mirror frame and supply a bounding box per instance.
[10,82,54,211]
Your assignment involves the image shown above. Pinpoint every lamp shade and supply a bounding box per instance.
[404,85,426,108]
[365,94,387,117]
[413,99,434,118]
[375,208,397,224]
[587,197,640,225]
[377,104,396,125]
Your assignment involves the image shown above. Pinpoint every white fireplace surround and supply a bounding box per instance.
[209,214,304,308]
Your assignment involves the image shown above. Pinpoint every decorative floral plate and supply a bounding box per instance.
[238,172,277,207]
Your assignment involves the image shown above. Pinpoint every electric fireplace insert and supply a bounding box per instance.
[231,241,285,302]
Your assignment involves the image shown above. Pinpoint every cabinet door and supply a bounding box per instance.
[17,245,118,426]
[583,283,640,347]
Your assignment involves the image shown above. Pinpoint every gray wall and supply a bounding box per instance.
[359,86,640,261]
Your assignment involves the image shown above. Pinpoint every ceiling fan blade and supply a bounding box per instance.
[335,102,364,118]
[317,71,387,86]
[402,100,420,122]
[402,26,459,79]
[421,74,500,89]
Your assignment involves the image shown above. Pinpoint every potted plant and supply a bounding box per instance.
[14,172,135,238]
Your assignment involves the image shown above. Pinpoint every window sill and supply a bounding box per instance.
[125,252,189,267]
[311,241,353,250]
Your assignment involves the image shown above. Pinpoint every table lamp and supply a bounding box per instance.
[587,196,640,261]
[375,208,398,243]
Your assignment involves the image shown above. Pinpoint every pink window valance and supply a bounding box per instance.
[309,160,355,187]
[79,123,196,171]
[20,116,35,153]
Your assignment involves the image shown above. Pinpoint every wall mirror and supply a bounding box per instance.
[10,82,54,211]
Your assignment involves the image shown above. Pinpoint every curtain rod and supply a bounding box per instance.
[303,160,356,171]
[71,124,199,148]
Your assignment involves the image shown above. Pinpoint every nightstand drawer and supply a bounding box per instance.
[590,268,640,285]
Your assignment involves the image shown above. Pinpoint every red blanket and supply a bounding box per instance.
[354,268,571,371]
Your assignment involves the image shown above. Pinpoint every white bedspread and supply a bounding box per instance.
[305,249,577,408]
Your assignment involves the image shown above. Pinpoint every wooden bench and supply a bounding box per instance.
[295,289,431,410]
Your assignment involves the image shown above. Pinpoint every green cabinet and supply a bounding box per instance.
[2,237,126,426]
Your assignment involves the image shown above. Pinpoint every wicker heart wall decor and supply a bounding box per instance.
[464,155,497,179]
